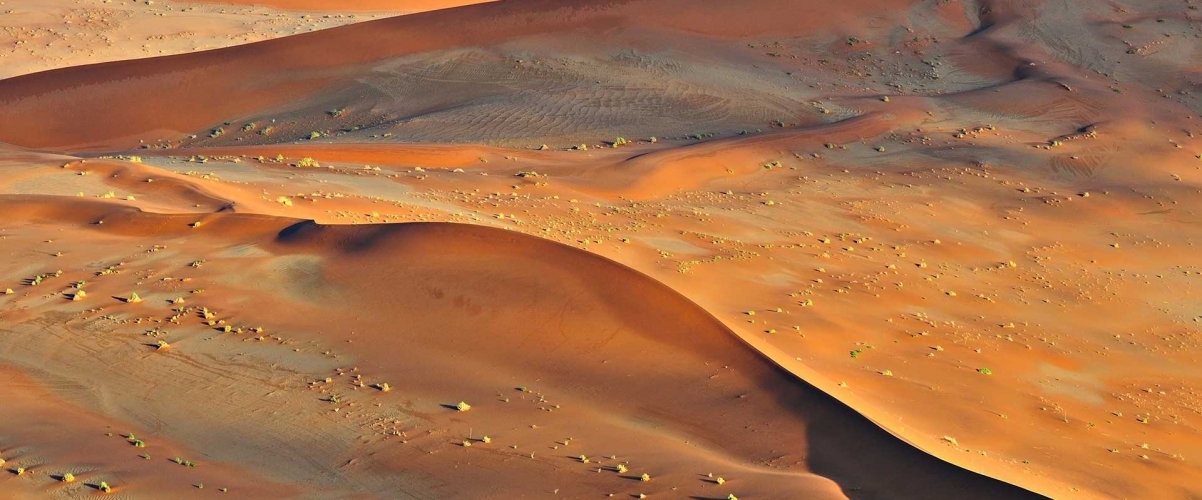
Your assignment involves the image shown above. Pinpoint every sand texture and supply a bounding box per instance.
[2,0,1201,499]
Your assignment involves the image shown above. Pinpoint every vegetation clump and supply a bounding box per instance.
[295,157,320,168]
[62,472,75,482]
[456,401,472,412]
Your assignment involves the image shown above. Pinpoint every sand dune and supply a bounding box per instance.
[3,0,1202,498]
[0,196,1040,499]
[0,0,966,151]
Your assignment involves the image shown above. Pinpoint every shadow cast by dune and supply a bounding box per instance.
[268,219,1048,500]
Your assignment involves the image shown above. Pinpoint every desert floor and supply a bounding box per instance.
[1,0,1200,499]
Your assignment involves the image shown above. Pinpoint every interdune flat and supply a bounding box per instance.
[2,0,1201,499]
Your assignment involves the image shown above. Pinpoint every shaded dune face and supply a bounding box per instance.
[271,220,1044,499]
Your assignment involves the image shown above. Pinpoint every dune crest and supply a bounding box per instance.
[0,196,1041,498]
[3,0,1202,498]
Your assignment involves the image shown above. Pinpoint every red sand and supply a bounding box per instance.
[186,0,493,12]
[3,0,1202,498]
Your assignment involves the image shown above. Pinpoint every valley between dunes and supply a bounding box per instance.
[2,0,1201,499]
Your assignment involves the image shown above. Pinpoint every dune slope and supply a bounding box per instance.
[3,0,1202,498]
[0,0,966,151]
[0,196,1043,499]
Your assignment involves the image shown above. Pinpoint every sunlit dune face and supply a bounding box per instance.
[1,0,1201,499]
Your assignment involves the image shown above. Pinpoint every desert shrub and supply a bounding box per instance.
[295,157,320,168]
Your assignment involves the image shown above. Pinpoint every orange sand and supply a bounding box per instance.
[2,0,1201,499]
